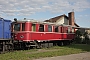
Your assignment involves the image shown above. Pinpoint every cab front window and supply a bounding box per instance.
[14,23,20,31]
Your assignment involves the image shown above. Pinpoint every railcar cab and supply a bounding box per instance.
[11,22,25,32]
[11,19,76,49]
[12,19,75,40]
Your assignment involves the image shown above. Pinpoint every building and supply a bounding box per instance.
[44,12,79,27]
[45,11,90,40]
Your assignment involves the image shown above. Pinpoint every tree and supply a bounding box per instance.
[74,30,82,44]
[83,32,89,44]
[74,30,90,44]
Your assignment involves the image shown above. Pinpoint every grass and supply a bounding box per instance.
[0,44,90,60]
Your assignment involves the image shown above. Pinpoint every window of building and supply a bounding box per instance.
[39,24,44,32]
[22,23,25,31]
[14,23,20,31]
[48,25,52,32]
[55,26,58,32]
[32,24,36,31]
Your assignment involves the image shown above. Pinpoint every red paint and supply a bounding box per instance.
[61,27,63,33]
[70,27,72,33]
[20,23,22,31]
[52,26,55,32]
[25,22,31,31]
[14,31,75,41]
[44,24,48,32]
[36,23,39,32]
[13,21,75,42]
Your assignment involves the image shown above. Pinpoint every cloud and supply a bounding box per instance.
[0,0,90,18]
[78,14,89,17]
[5,13,16,16]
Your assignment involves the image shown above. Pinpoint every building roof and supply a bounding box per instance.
[44,14,68,23]
[74,23,79,27]
[44,14,79,27]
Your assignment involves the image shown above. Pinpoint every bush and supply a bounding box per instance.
[87,39,90,45]
[74,37,82,44]
[74,30,82,44]
[74,30,90,44]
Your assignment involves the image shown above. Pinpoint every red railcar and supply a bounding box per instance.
[12,19,75,49]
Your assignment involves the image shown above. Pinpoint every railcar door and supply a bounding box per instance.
[4,20,11,39]
[67,27,72,39]
[31,23,37,40]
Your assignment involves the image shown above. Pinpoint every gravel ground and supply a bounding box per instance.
[34,52,90,60]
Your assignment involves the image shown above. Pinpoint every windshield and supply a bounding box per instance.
[14,23,20,31]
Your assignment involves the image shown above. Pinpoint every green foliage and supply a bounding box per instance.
[75,30,82,37]
[74,30,82,44]
[0,44,90,60]
[82,31,90,44]
[74,30,90,44]
[87,39,90,45]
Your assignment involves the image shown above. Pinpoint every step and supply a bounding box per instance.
[30,45,37,46]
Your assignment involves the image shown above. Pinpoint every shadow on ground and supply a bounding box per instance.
[64,44,90,52]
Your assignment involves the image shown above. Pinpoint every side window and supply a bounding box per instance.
[66,27,68,33]
[22,23,25,31]
[68,27,71,33]
[14,23,20,31]
[39,24,44,32]
[72,28,74,33]
[32,24,36,31]
[55,26,58,32]
[65,27,68,33]
[48,25,52,32]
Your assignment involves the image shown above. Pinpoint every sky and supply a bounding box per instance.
[0,0,90,27]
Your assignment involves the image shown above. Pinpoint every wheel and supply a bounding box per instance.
[61,41,64,46]
[57,41,64,46]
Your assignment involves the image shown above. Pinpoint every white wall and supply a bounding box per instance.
[55,17,64,24]
[55,17,69,25]
[64,17,69,25]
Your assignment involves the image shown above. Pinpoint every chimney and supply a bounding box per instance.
[68,12,75,26]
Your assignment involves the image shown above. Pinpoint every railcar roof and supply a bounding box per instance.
[13,19,70,26]
[13,19,90,29]
[0,18,11,22]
